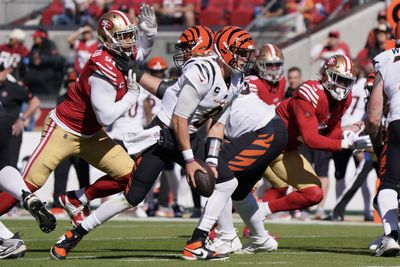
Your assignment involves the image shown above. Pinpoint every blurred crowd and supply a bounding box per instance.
[39,0,353,29]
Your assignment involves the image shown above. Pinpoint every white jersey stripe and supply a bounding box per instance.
[95,70,117,83]
[299,90,317,108]
[299,86,318,106]
[302,83,319,100]
[95,62,117,77]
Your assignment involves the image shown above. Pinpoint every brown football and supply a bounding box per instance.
[194,160,216,197]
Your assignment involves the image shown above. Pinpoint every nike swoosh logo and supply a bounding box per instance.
[184,248,204,258]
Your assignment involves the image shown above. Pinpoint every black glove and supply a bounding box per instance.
[112,52,136,75]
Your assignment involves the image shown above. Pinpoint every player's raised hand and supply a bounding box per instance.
[139,4,157,36]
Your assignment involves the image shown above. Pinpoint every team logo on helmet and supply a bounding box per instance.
[101,19,114,31]
[325,56,337,67]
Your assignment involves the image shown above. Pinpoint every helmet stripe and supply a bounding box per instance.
[267,44,276,58]
[343,55,352,72]
[113,10,130,26]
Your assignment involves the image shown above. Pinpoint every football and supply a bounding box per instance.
[194,160,216,197]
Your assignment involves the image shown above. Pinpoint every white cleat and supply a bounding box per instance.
[372,235,400,257]
[369,235,383,251]
[0,233,26,259]
[207,234,242,254]
[132,206,148,218]
[236,234,278,254]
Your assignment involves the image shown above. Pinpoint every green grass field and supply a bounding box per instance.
[0,218,397,266]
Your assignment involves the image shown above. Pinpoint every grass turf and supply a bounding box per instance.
[0,219,397,266]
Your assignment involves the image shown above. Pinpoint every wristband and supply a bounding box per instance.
[182,149,194,163]
[206,157,218,166]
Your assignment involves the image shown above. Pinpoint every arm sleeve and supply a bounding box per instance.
[293,98,342,151]
[136,31,155,62]
[89,75,137,126]
[173,79,202,119]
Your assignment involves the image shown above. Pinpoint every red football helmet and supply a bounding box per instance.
[173,25,215,70]
[214,26,255,73]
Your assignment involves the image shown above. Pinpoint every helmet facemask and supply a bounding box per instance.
[323,68,355,100]
[227,44,255,74]
[101,24,139,58]
[173,42,194,70]
[256,60,284,83]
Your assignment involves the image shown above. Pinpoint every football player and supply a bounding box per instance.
[0,6,160,220]
[50,26,255,260]
[211,55,372,254]
[367,22,400,257]
[247,43,286,106]
[0,103,55,259]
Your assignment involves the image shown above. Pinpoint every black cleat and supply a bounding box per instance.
[50,230,81,260]
[22,190,56,233]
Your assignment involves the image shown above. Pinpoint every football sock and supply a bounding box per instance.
[262,187,288,202]
[190,228,208,242]
[377,189,399,238]
[263,186,323,213]
[82,174,129,202]
[197,178,238,233]
[164,169,178,201]
[234,193,268,239]
[81,194,132,233]
[0,221,14,239]
[216,198,236,239]
[0,166,30,200]
[0,192,19,215]
[254,178,271,199]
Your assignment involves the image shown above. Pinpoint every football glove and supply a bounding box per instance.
[341,129,372,151]
[139,4,157,37]
[127,69,140,97]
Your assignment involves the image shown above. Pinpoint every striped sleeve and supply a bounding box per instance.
[183,60,215,97]
[298,83,319,109]
[94,62,117,86]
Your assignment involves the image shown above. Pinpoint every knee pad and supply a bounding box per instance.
[299,186,323,207]
[124,174,156,207]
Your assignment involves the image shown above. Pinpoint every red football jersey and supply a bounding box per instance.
[276,80,352,152]
[56,48,128,135]
[246,75,286,106]
[0,43,29,69]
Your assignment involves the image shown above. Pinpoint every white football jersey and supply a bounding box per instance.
[108,88,150,140]
[374,47,400,124]
[224,89,276,139]
[341,77,366,127]
[157,55,244,133]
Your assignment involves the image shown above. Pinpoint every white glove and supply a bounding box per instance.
[127,69,140,97]
[139,4,157,36]
[341,129,372,150]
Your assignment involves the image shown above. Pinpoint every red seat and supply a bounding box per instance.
[235,0,264,8]
[198,7,225,26]
[230,7,254,26]
[41,0,64,25]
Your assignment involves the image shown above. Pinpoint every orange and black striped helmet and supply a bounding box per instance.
[173,25,215,70]
[395,21,400,47]
[214,26,255,73]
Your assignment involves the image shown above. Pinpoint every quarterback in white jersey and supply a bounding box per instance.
[367,22,400,257]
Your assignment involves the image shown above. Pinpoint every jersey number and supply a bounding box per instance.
[349,96,360,115]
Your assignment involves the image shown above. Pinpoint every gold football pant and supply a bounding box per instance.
[263,150,321,190]
[22,116,134,188]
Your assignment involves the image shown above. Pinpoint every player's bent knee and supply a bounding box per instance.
[115,172,131,185]
[299,186,324,207]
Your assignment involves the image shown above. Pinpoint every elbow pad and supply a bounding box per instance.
[156,79,177,99]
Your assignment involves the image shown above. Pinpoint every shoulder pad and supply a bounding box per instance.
[297,80,322,109]
[90,49,118,84]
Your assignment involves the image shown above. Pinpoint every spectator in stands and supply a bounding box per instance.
[0,71,40,169]
[52,69,90,211]
[152,0,195,27]
[52,0,96,27]
[24,28,66,95]
[285,0,314,29]
[357,24,392,70]
[0,29,29,81]
[310,30,351,63]
[67,25,99,74]
[253,0,286,29]
[285,66,303,99]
